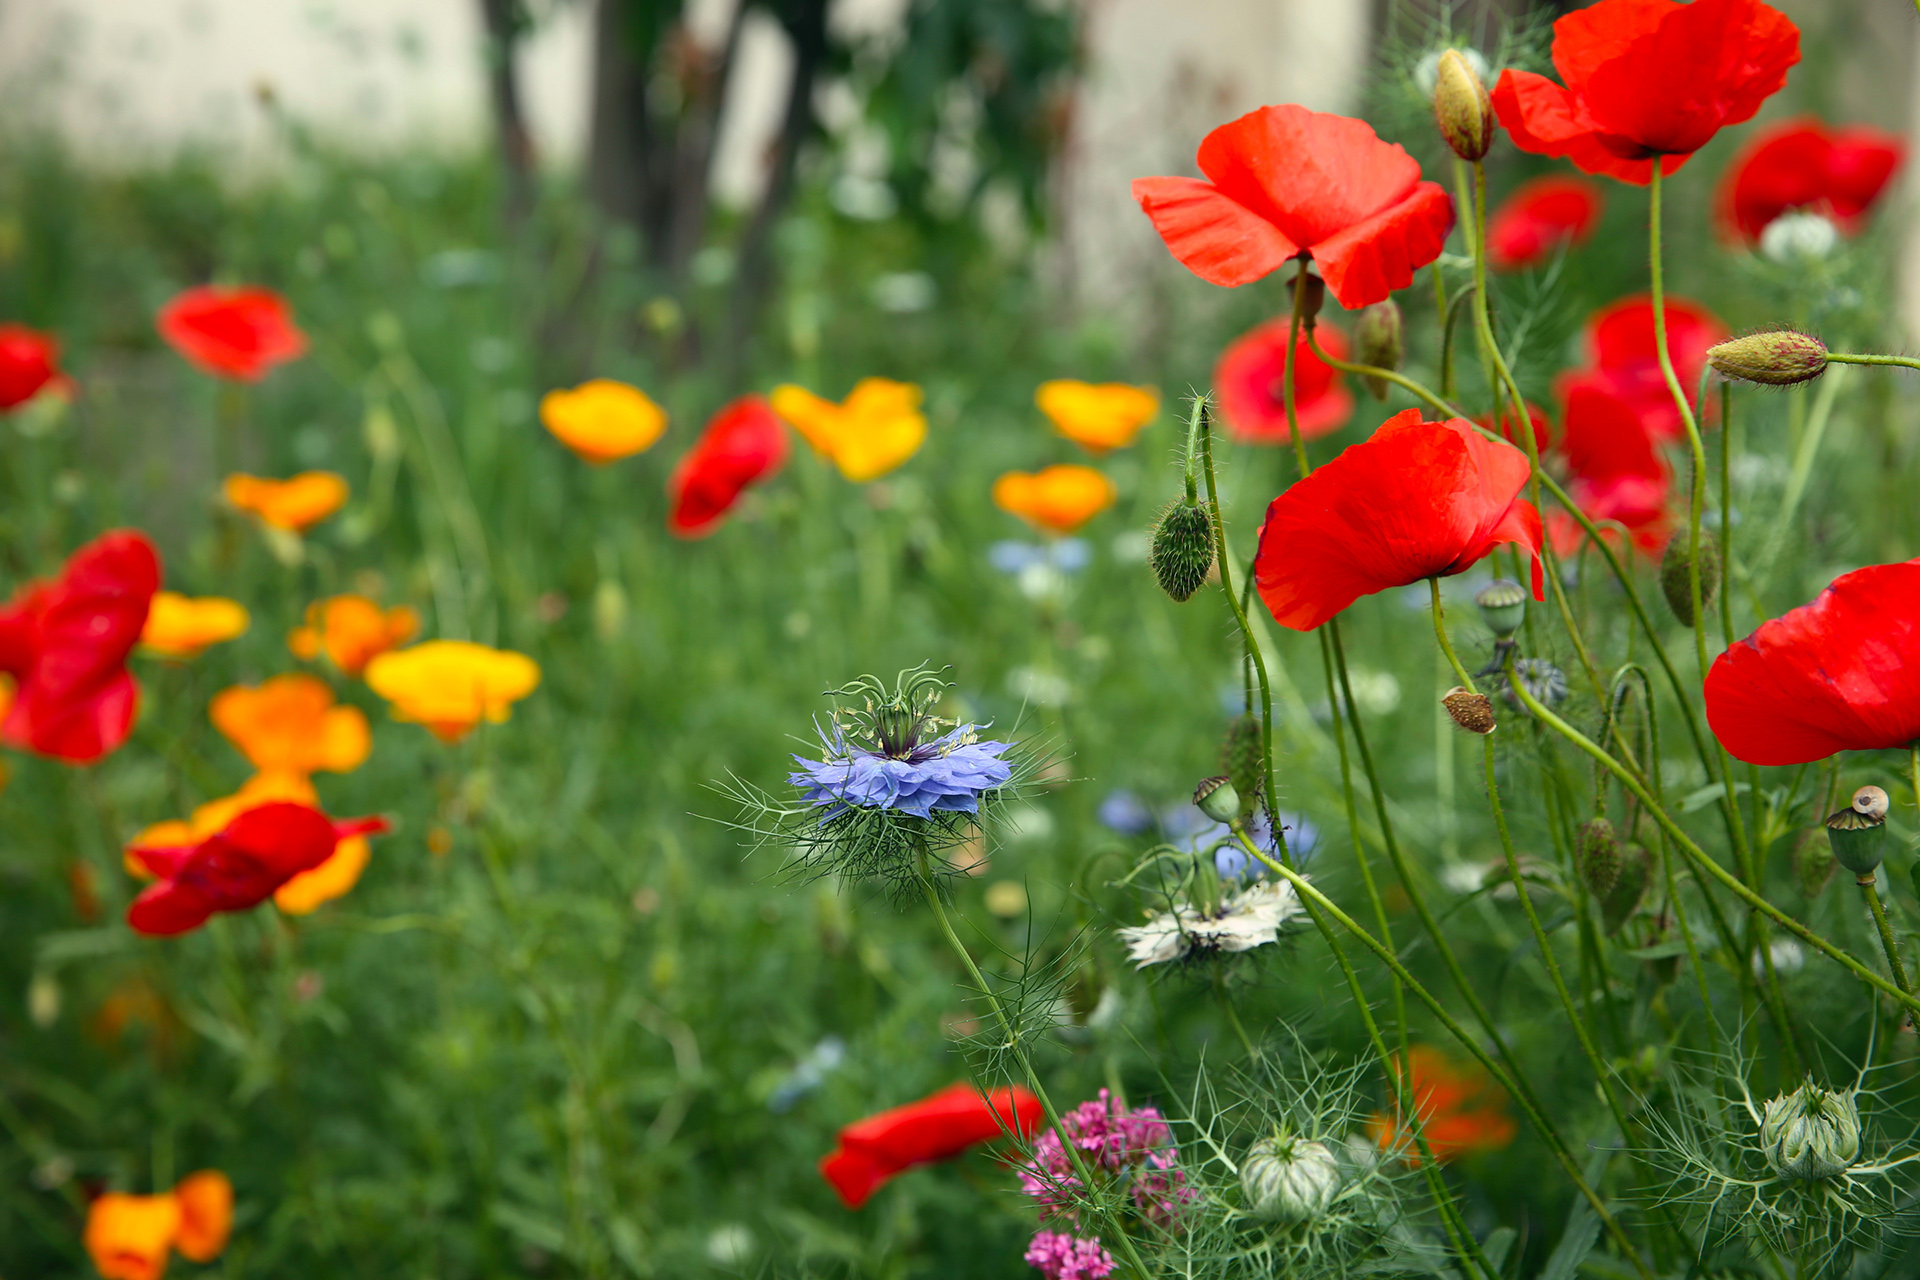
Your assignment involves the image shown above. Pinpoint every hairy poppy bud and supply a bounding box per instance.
[1659,532,1719,627]
[1826,785,1889,877]
[1792,827,1837,898]
[1242,1132,1340,1222]
[1442,687,1495,735]
[1575,817,1620,897]
[1194,776,1241,824]
[1707,331,1828,387]
[1474,579,1527,639]
[1433,49,1494,162]
[1221,715,1263,813]
[1761,1080,1860,1180]
[1149,500,1215,602]
[1353,301,1403,401]
[1600,844,1650,935]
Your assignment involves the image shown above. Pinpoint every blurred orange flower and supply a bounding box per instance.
[1367,1045,1517,1165]
[540,379,668,464]
[223,471,348,532]
[991,465,1117,534]
[770,378,925,482]
[1035,381,1159,453]
[85,1171,232,1280]
[139,592,249,660]
[211,674,370,775]
[363,640,540,742]
[288,595,419,676]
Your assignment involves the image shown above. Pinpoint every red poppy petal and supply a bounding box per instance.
[1311,181,1455,310]
[128,880,219,936]
[1491,71,1670,185]
[1487,177,1604,271]
[1194,106,1421,250]
[838,1083,1036,1167]
[1214,321,1353,444]
[1827,127,1906,222]
[218,802,341,879]
[819,1146,893,1210]
[668,396,789,537]
[2,671,141,763]
[1131,176,1299,288]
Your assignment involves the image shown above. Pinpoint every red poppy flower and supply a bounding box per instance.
[1214,321,1353,444]
[125,801,390,936]
[1253,409,1544,632]
[1475,401,1553,454]
[1485,176,1605,271]
[1559,295,1727,444]
[156,286,308,381]
[1493,0,1800,185]
[1705,560,1920,766]
[1548,381,1673,557]
[1716,118,1906,244]
[0,324,72,410]
[1132,105,1455,309]
[666,396,789,538]
[0,531,161,763]
[819,1082,1044,1209]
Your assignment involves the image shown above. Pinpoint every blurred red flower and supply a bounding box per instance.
[667,395,789,538]
[1132,104,1454,309]
[1548,381,1673,558]
[1485,176,1604,271]
[125,801,389,936]
[0,324,71,410]
[1214,321,1353,444]
[1716,118,1906,244]
[0,531,161,763]
[1367,1046,1517,1165]
[1557,295,1727,444]
[819,1082,1043,1209]
[156,285,308,381]
[1253,410,1543,632]
[1475,401,1552,454]
[1493,0,1799,185]
[1706,560,1920,766]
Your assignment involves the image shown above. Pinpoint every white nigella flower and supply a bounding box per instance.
[1118,880,1306,967]
[1760,211,1839,263]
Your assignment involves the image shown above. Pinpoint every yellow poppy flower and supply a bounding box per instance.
[770,378,926,482]
[992,465,1117,535]
[210,674,371,775]
[288,595,419,676]
[84,1193,181,1280]
[223,471,348,531]
[139,592,250,660]
[1035,380,1159,453]
[540,379,668,464]
[363,640,541,742]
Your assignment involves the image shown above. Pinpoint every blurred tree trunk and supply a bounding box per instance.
[479,0,537,225]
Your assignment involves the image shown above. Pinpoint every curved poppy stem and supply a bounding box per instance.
[1827,351,1920,371]
[1302,326,1458,418]
[1283,264,1314,481]
[1468,163,1540,500]
[1428,577,1476,692]
[1861,876,1913,1003]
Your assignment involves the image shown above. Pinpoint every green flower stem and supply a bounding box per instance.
[1234,830,1654,1280]
[1501,654,1920,1019]
[1212,966,1260,1060]
[1303,326,1456,417]
[1827,352,1920,370]
[1282,263,1315,480]
[1754,366,1844,588]
[1860,875,1913,1001]
[1428,577,1476,692]
[1718,384,1737,652]
[1432,261,1456,400]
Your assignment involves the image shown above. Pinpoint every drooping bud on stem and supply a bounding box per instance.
[1194,776,1242,825]
[1433,49,1494,162]
[1659,531,1719,628]
[1442,687,1495,735]
[1826,785,1889,877]
[1575,817,1620,897]
[1149,501,1215,602]
[1474,579,1527,639]
[1761,1080,1860,1180]
[1353,301,1403,401]
[1707,331,1829,386]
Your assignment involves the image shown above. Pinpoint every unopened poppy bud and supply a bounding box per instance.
[1242,1132,1341,1222]
[1792,827,1837,898]
[1575,817,1620,897]
[1194,776,1241,824]
[1354,301,1403,401]
[1149,500,1215,602]
[1761,1080,1860,1180]
[1221,715,1264,813]
[1442,687,1495,735]
[1707,331,1828,387]
[1433,49,1495,162]
[1659,532,1719,628]
[1474,579,1527,639]
[1826,785,1889,876]
[1600,845,1650,935]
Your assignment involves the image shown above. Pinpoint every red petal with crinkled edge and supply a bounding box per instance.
[1214,321,1352,444]
[1491,71,1683,185]
[1487,177,1604,272]
[819,1083,1043,1209]
[1313,181,1455,310]
[1130,177,1299,287]
[1705,560,1920,766]
[1716,119,1906,242]
[667,396,790,538]
[1253,410,1543,632]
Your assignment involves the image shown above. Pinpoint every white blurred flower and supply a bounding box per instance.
[1760,212,1839,263]
[1414,46,1491,96]
[1118,880,1306,967]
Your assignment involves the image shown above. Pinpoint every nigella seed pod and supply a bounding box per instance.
[1220,715,1264,814]
[1826,785,1890,877]
[1575,817,1620,898]
[1442,687,1495,735]
[1149,500,1215,602]
[1242,1132,1341,1223]
[1761,1080,1860,1180]
[1353,301,1403,401]
[1707,330,1829,387]
[1433,49,1495,162]
[1599,844,1650,935]
[1658,532,1719,628]
[1194,776,1242,825]
[1474,579,1527,639]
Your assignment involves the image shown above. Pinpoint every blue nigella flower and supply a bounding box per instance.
[790,723,1014,820]
[1097,788,1155,835]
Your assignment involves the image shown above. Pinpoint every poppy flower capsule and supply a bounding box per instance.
[1193,775,1241,824]
[1292,269,1326,321]
[1706,331,1829,387]
[1434,49,1495,162]
[1442,687,1495,735]
[1826,785,1889,878]
[1473,579,1527,639]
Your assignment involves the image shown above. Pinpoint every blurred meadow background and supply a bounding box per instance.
[6,0,1920,1276]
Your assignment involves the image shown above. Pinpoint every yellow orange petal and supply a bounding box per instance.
[172,1170,233,1262]
[769,384,844,457]
[210,675,370,775]
[770,378,926,482]
[363,640,541,741]
[139,592,250,659]
[991,464,1117,534]
[1036,380,1159,453]
[223,471,349,532]
[540,379,667,465]
[274,834,370,914]
[84,1192,181,1280]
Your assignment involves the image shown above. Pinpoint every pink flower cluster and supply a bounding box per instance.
[1024,1231,1115,1280]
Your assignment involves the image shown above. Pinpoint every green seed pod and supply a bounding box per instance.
[1761,1080,1860,1179]
[1149,501,1215,602]
[1354,301,1403,401]
[1221,715,1264,814]
[1826,785,1889,877]
[1474,579,1527,639]
[1792,827,1837,899]
[1659,532,1719,628]
[1708,330,1829,387]
[1194,776,1241,825]
[1575,817,1620,898]
[1242,1132,1341,1223]
[1600,844,1650,935]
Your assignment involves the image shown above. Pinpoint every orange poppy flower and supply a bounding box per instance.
[540,379,668,464]
[1367,1045,1517,1165]
[288,595,419,676]
[363,640,541,742]
[84,1171,233,1280]
[139,592,249,660]
[210,674,371,775]
[991,465,1117,535]
[770,378,926,482]
[1035,381,1159,453]
[223,472,348,532]
[171,1170,234,1262]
